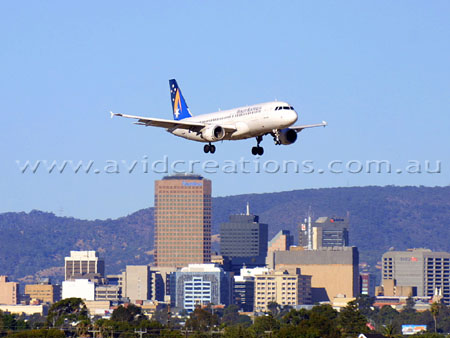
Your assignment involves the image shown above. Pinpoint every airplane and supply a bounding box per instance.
[111,79,327,155]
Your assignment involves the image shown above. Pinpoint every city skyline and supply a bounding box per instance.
[1,1,449,220]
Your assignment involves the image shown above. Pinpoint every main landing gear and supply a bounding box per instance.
[204,143,216,154]
[251,135,264,156]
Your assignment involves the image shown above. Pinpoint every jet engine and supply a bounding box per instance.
[278,128,298,145]
[202,125,225,142]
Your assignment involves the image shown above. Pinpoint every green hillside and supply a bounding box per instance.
[0,185,449,282]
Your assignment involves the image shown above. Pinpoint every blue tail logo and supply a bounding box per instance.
[169,79,192,120]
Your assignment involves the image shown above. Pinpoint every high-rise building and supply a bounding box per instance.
[253,269,312,312]
[154,174,212,268]
[170,264,232,312]
[64,251,105,281]
[299,217,349,249]
[381,249,450,304]
[220,204,268,273]
[269,246,359,303]
[360,273,376,297]
[0,276,19,305]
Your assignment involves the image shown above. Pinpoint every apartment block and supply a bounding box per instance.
[254,269,312,312]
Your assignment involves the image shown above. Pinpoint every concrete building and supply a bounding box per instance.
[0,304,47,315]
[268,230,293,252]
[170,264,232,312]
[25,282,61,304]
[124,266,151,302]
[269,247,359,302]
[84,300,112,317]
[234,267,270,312]
[95,285,121,301]
[253,269,312,312]
[110,266,165,302]
[0,276,19,305]
[375,279,416,297]
[220,205,268,273]
[381,248,450,304]
[154,174,212,268]
[360,273,376,297]
[65,251,105,281]
[62,279,95,301]
[299,216,349,249]
[266,230,293,267]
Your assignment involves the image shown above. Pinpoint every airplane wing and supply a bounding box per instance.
[290,121,327,132]
[111,112,205,131]
[111,112,237,133]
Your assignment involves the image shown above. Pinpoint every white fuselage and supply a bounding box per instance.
[170,101,298,142]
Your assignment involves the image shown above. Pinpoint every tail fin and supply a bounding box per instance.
[169,79,192,120]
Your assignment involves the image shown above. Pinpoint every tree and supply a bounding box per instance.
[224,324,255,338]
[356,294,376,318]
[251,313,280,335]
[281,308,309,326]
[221,304,240,326]
[267,302,280,317]
[185,306,219,332]
[338,300,368,337]
[381,323,399,338]
[111,304,144,323]
[403,296,416,313]
[45,298,88,328]
[75,319,91,337]
[430,302,440,333]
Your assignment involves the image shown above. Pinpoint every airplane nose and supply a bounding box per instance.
[290,110,298,124]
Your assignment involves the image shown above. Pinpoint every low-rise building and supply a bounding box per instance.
[254,269,312,312]
[269,246,359,302]
[234,267,269,312]
[0,304,47,315]
[25,282,61,304]
[62,279,95,301]
[171,264,232,312]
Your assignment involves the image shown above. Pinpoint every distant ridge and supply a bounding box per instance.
[0,185,449,281]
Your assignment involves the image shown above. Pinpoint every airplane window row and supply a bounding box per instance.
[275,106,294,110]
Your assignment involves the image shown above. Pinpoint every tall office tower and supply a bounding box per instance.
[0,276,19,305]
[220,204,268,273]
[154,174,212,268]
[64,251,105,281]
[299,216,349,249]
[382,249,450,304]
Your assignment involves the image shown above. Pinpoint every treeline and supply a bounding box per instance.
[2,296,450,337]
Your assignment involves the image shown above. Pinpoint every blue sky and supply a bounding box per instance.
[1,1,449,219]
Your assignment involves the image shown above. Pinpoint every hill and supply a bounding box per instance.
[0,185,449,282]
